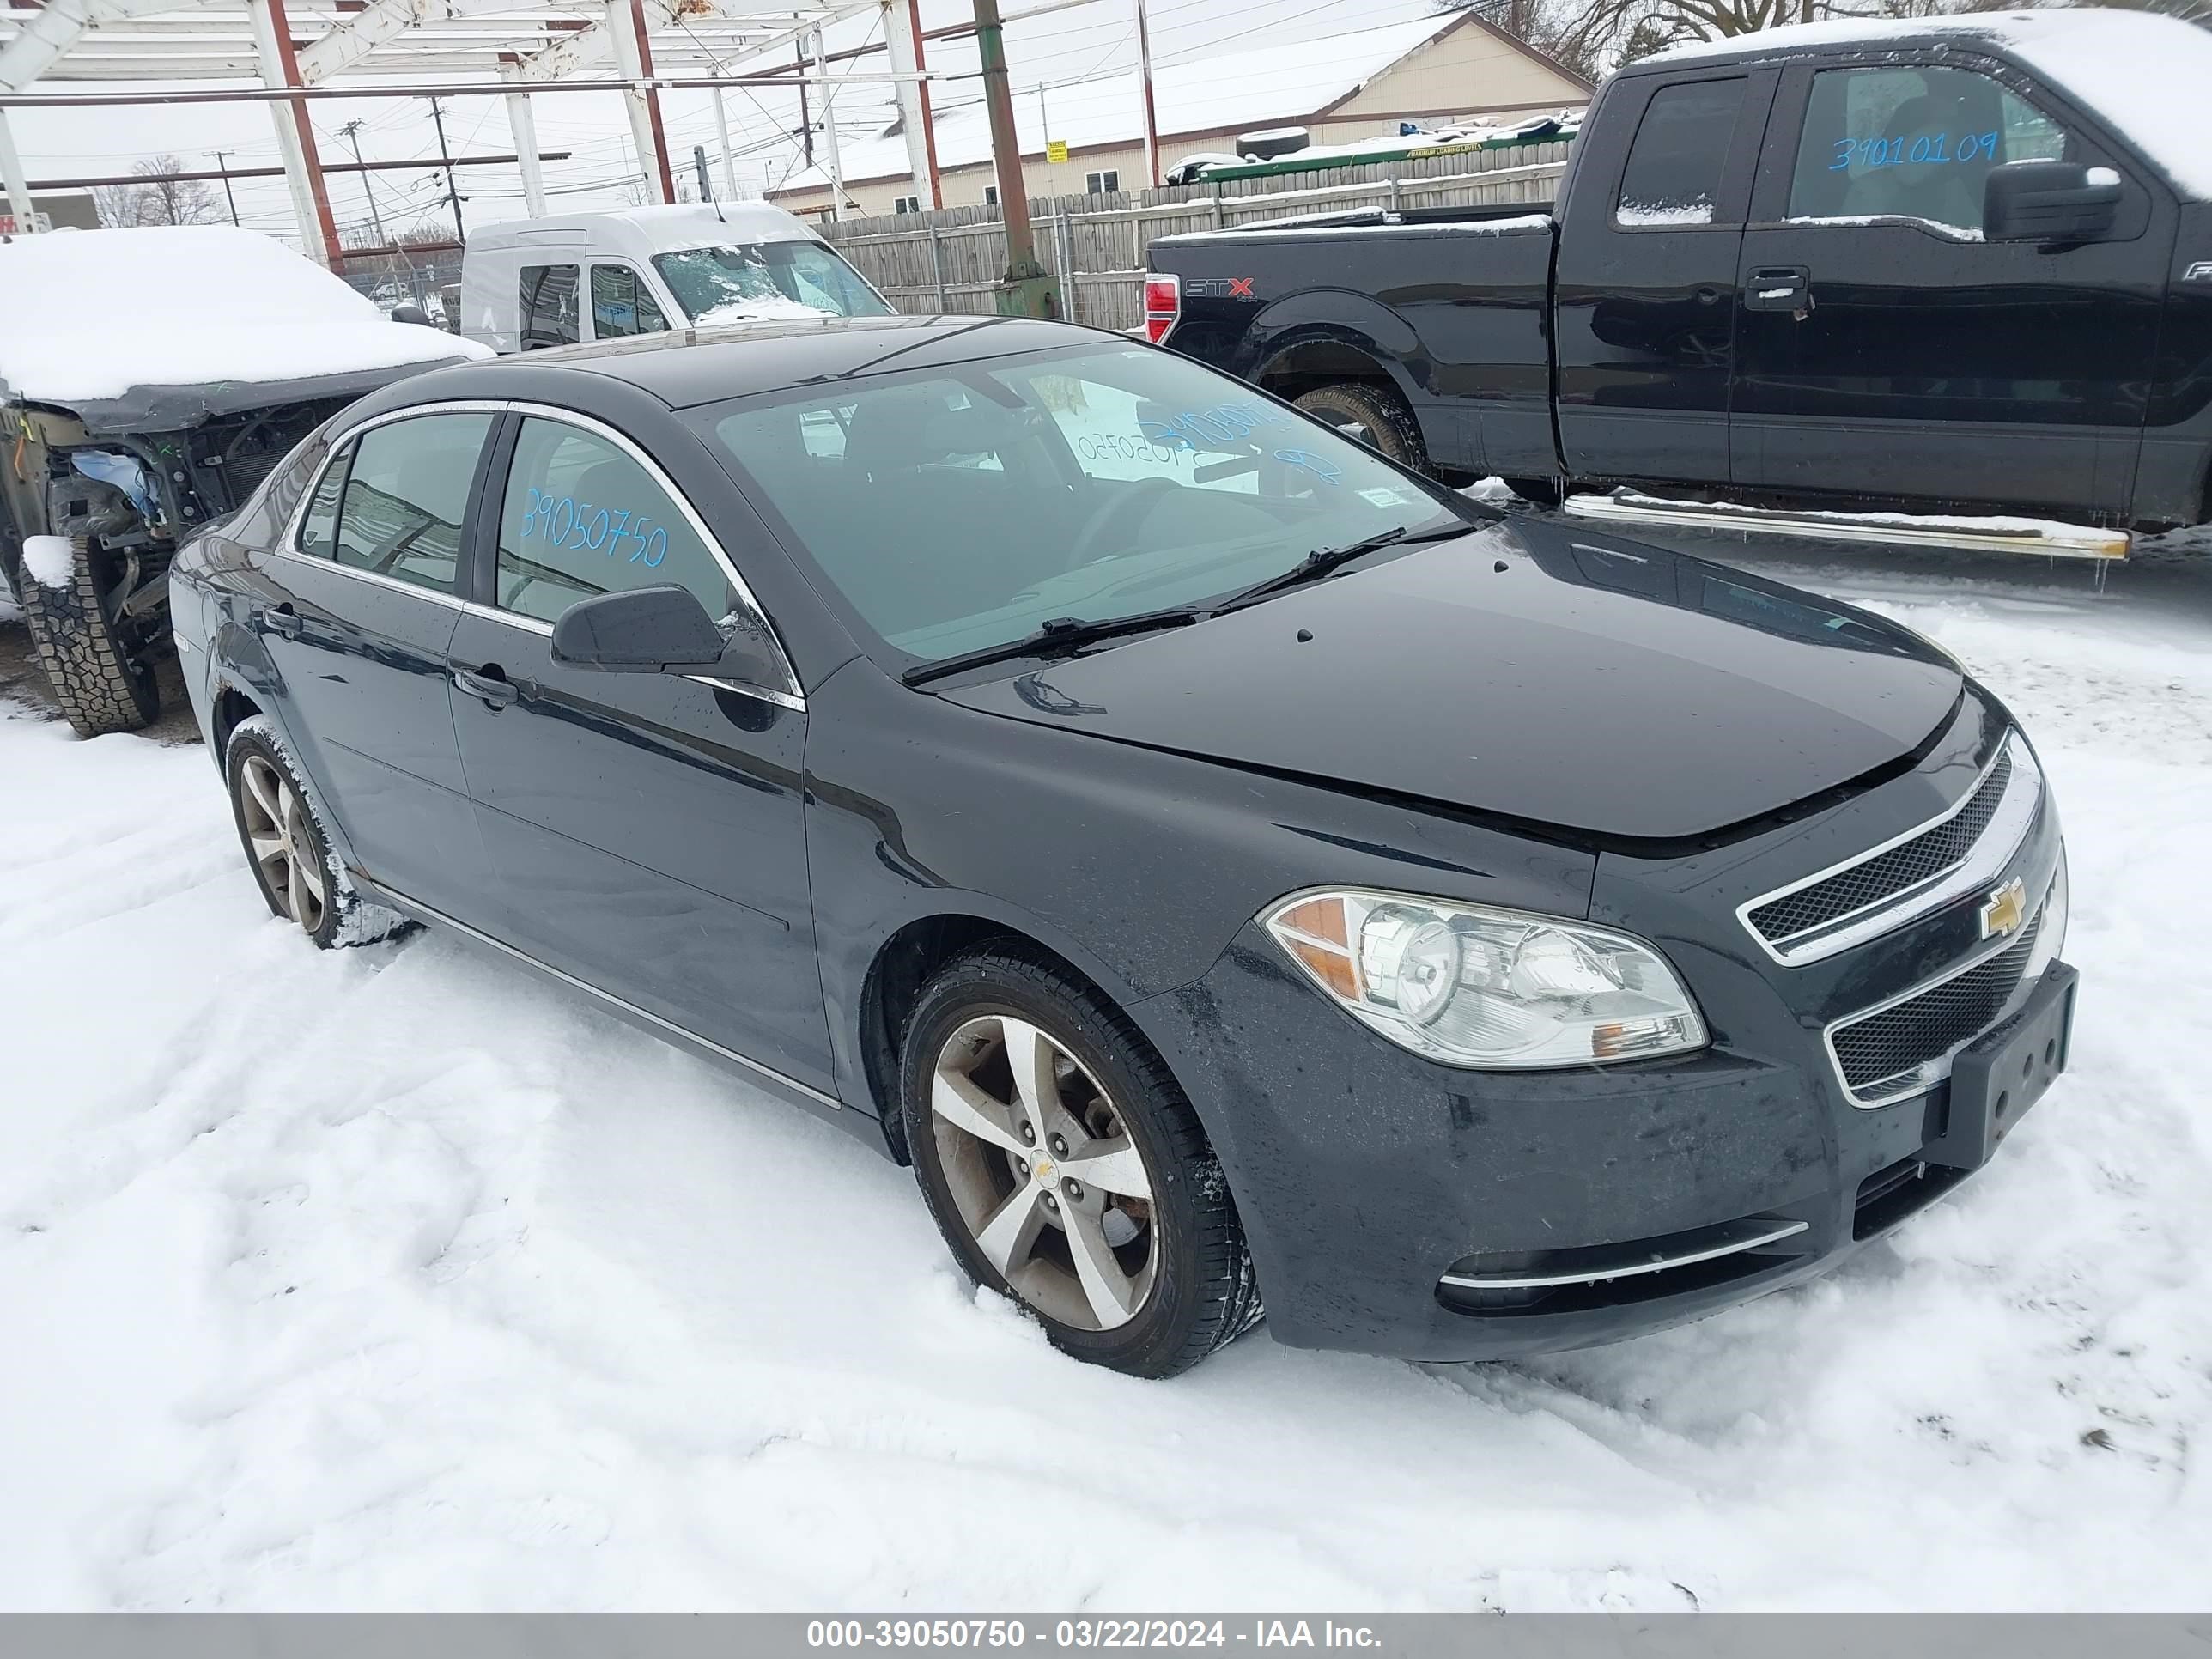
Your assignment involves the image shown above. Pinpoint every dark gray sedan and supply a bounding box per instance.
[168,317,2075,1376]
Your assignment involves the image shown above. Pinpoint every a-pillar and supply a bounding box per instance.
[246,0,343,266]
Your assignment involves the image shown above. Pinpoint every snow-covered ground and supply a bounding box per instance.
[3,540,2209,1613]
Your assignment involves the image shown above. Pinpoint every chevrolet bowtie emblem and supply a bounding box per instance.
[1980,878,2027,940]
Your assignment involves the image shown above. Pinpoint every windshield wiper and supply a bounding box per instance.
[902,605,1204,687]
[1215,521,1474,612]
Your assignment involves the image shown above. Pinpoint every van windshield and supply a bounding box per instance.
[653,241,891,325]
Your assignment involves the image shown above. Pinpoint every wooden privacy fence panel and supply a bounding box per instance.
[818,141,1571,334]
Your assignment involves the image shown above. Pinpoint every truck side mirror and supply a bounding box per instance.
[391,303,436,326]
[551,584,727,673]
[1984,160,2121,246]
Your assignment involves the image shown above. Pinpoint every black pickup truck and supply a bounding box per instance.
[1147,8,2212,557]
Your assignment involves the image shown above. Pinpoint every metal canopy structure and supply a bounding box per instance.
[0,0,943,265]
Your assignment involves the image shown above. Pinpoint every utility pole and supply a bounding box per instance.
[712,83,739,200]
[202,149,241,225]
[796,42,812,167]
[428,95,464,243]
[974,0,1055,316]
[337,118,386,244]
[1133,0,1161,188]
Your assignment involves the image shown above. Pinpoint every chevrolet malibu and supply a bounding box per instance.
[168,317,2077,1376]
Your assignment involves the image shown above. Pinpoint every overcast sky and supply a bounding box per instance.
[10,0,1462,248]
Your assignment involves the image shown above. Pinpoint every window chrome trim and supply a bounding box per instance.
[1820,874,2052,1110]
[272,397,807,713]
[374,878,842,1110]
[1737,732,2039,966]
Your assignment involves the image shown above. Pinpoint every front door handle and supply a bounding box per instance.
[1744,266,1813,316]
[453,665,520,709]
[264,603,302,640]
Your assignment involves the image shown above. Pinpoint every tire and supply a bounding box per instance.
[225,716,411,950]
[902,945,1262,1377]
[1291,381,1430,475]
[18,535,160,738]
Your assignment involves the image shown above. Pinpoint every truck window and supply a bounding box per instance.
[519,264,580,349]
[652,241,890,324]
[590,264,667,338]
[1786,65,2072,234]
[1616,78,1747,226]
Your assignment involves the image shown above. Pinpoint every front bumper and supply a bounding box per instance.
[1131,699,2073,1362]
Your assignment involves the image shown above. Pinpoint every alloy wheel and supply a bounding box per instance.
[930,1013,1159,1331]
[238,753,328,935]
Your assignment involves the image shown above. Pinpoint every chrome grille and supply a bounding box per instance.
[1750,750,2011,943]
[1829,915,2041,1105]
[1740,732,2041,965]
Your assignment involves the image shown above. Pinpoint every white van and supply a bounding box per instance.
[459,202,892,353]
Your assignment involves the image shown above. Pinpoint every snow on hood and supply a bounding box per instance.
[1649,9,2212,201]
[0,225,492,408]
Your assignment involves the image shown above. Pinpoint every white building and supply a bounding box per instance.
[768,12,1590,219]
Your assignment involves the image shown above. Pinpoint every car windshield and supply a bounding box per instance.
[696,343,1481,665]
[653,242,891,325]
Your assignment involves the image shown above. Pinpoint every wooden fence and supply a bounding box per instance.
[817,140,1571,333]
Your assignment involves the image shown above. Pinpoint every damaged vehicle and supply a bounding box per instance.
[0,224,489,736]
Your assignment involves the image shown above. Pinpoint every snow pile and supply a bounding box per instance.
[3,554,2212,1609]
[21,534,75,590]
[0,226,490,406]
[1650,9,2212,200]
[691,294,837,326]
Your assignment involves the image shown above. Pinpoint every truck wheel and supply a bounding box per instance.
[18,535,160,738]
[225,716,411,950]
[1292,382,1430,475]
[902,945,1263,1377]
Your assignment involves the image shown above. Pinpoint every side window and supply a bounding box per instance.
[590,264,668,339]
[1616,78,1747,226]
[520,264,580,349]
[325,412,494,593]
[1787,64,2075,233]
[495,417,738,627]
[296,439,351,556]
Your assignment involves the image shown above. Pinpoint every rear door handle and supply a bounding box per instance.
[264,603,301,640]
[1744,266,1813,315]
[453,665,520,709]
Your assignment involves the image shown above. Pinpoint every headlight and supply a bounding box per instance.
[1263,890,1708,1068]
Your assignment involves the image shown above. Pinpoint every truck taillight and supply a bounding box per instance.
[1143,272,1181,344]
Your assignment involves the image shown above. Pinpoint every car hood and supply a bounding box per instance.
[936,520,1965,845]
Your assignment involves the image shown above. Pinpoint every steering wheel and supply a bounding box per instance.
[1063,477,1179,573]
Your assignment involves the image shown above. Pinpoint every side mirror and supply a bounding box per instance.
[1984,160,2121,246]
[551,585,726,672]
[391,303,436,326]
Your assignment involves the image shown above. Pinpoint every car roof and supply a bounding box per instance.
[366,314,1110,415]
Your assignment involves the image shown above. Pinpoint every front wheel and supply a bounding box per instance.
[17,535,161,737]
[902,946,1262,1376]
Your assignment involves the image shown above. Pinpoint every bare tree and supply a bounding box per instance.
[93,155,227,228]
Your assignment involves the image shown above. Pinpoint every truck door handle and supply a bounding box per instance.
[1745,266,1813,315]
[264,604,302,640]
[453,665,520,709]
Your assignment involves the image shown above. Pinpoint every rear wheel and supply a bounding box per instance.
[18,536,161,737]
[1291,381,1430,475]
[225,719,410,950]
[902,946,1261,1376]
